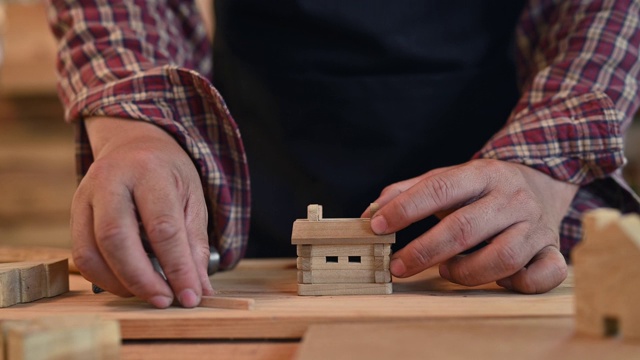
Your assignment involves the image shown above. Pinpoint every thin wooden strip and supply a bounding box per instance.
[199,296,255,311]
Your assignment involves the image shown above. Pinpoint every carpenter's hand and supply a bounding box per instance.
[369,159,578,293]
[71,117,213,308]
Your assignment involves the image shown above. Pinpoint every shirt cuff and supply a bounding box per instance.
[474,91,624,184]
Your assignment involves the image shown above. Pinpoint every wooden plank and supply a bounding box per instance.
[291,219,395,245]
[295,318,640,360]
[0,259,575,340]
[298,283,392,296]
[122,341,298,360]
[2,315,120,360]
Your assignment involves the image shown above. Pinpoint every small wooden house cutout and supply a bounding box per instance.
[573,208,640,340]
[291,204,396,296]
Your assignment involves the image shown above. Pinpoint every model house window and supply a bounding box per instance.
[348,256,361,263]
[325,256,338,263]
[604,317,619,337]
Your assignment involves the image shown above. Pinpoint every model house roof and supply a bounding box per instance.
[291,218,396,245]
[291,204,395,245]
[582,209,640,251]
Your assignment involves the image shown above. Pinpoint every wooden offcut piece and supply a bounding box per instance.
[0,269,20,308]
[292,204,395,296]
[0,259,69,308]
[0,315,120,360]
[573,208,640,341]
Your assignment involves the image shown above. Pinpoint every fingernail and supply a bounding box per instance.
[149,295,173,309]
[371,215,388,234]
[178,289,199,308]
[390,258,406,277]
[439,263,450,280]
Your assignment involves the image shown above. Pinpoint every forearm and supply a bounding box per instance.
[477,0,640,184]
[475,0,640,255]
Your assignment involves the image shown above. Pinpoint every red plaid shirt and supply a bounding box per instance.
[47,0,640,267]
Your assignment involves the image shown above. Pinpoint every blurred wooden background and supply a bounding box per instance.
[0,1,638,250]
[0,1,75,249]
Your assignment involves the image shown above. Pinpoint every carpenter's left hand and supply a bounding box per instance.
[368,159,578,294]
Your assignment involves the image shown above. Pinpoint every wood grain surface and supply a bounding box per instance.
[295,318,640,360]
[0,259,574,340]
[121,340,297,360]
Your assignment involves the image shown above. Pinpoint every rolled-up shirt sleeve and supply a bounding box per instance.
[47,0,250,269]
[475,0,640,257]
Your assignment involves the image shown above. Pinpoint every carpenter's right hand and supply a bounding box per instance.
[71,117,213,308]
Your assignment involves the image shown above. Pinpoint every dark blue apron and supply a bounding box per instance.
[213,0,525,257]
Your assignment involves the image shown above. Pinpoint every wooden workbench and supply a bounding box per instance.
[0,258,582,359]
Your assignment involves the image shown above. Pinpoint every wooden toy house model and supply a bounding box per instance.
[291,204,395,296]
[573,208,640,340]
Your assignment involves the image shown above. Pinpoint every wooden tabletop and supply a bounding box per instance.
[0,259,574,339]
[0,258,581,359]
